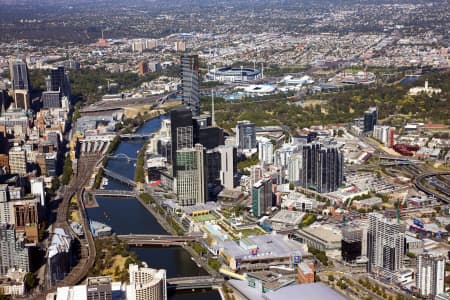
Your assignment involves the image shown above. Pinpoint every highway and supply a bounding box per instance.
[415,172,450,203]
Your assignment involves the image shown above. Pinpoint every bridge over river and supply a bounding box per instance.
[116,234,202,246]
[167,276,224,290]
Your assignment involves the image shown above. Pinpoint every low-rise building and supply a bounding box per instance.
[297,261,315,284]
[219,234,307,271]
[296,224,342,255]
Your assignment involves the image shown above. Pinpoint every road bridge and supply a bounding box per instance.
[119,133,154,140]
[116,234,201,246]
[101,167,136,187]
[167,276,224,290]
[107,153,137,162]
[90,189,136,197]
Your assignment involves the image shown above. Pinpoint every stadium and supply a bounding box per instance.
[206,66,261,83]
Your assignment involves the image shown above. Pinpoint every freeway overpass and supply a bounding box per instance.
[415,172,450,203]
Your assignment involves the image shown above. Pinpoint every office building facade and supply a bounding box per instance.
[11,60,30,91]
[416,254,445,298]
[258,138,273,165]
[170,107,193,177]
[252,177,272,218]
[126,264,167,300]
[341,226,364,262]
[42,91,61,108]
[367,213,405,275]
[181,54,200,116]
[175,144,206,206]
[373,125,395,148]
[299,142,343,193]
[50,66,71,97]
[8,148,27,175]
[0,224,30,275]
[218,145,237,190]
[236,120,256,150]
[363,107,378,133]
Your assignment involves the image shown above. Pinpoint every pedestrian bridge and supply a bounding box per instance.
[101,167,136,187]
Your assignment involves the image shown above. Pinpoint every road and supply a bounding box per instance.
[32,154,101,300]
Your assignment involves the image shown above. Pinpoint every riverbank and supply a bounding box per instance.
[135,194,219,276]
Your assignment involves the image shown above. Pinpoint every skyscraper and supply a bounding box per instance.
[170,106,193,177]
[363,107,377,133]
[11,60,30,91]
[0,224,31,275]
[236,120,256,150]
[416,254,445,298]
[367,213,405,275]
[217,145,237,190]
[50,66,71,98]
[299,142,343,193]
[181,54,200,116]
[126,264,167,300]
[258,137,273,165]
[175,144,206,206]
[10,60,31,110]
[252,177,272,218]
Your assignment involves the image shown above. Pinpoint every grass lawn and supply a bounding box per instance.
[238,227,266,238]
[192,214,218,223]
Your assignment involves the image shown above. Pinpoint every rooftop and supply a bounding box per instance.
[262,282,347,300]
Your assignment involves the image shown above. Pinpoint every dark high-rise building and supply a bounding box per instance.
[299,142,343,193]
[363,107,377,133]
[170,106,193,177]
[11,60,30,91]
[252,177,273,218]
[42,91,61,108]
[181,54,200,116]
[50,66,71,97]
[193,115,224,150]
[236,120,256,150]
[342,226,364,262]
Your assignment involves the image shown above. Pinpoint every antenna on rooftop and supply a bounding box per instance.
[211,89,216,127]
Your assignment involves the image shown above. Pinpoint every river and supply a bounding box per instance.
[86,116,221,300]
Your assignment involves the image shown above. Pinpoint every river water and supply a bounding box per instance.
[86,116,221,300]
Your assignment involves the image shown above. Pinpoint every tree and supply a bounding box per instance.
[289,182,295,190]
[328,274,335,282]
[61,155,73,185]
[24,272,37,290]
